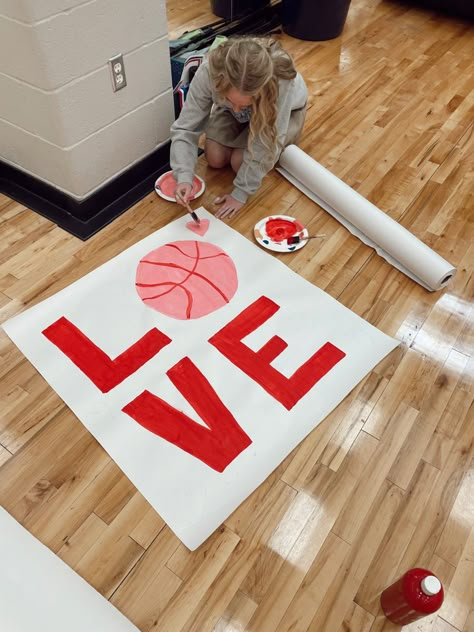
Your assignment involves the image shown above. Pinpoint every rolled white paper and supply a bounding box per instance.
[277,145,456,291]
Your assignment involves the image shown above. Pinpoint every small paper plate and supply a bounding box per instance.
[155,171,205,202]
[254,215,309,253]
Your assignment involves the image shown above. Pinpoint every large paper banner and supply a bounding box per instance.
[2,208,398,550]
[0,507,138,631]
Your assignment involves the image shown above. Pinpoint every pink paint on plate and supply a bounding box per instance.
[155,171,205,201]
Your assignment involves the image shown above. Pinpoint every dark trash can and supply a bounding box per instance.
[211,0,270,20]
[282,0,352,40]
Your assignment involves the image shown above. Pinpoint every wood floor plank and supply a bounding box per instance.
[129,507,166,550]
[213,592,257,632]
[244,430,379,632]
[462,609,474,632]
[110,527,181,620]
[21,437,112,550]
[307,481,404,632]
[0,381,64,453]
[371,614,460,632]
[238,488,316,603]
[437,525,474,631]
[435,465,474,568]
[339,602,375,632]
[332,403,417,543]
[387,348,470,490]
[423,367,474,464]
[0,193,14,211]
[94,472,137,525]
[0,443,13,467]
[57,512,108,567]
[398,408,474,571]
[273,532,351,632]
[355,460,440,615]
[177,480,296,632]
[119,564,183,632]
[151,527,241,632]
[213,590,258,632]
[0,409,87,511]
[73,492,150,597]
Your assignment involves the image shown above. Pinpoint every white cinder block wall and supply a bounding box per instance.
[0,0,174,199]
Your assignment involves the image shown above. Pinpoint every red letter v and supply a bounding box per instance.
[122,357,252,473]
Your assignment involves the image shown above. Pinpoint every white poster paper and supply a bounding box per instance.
[0,506,138,632]
[2,208,398,549]
[278,144,456,291]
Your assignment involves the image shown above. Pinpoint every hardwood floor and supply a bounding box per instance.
[1,0,473,630]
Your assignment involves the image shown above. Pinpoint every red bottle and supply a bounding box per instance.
[380,568,444,625]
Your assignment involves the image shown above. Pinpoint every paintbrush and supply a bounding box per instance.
[176,191,200,225]
[287,234,326,245]
[184,200,201,225]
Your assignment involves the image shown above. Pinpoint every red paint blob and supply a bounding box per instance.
[265,218,299,242]
[136,240,238,320]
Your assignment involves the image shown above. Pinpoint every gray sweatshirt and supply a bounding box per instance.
[170,58,307,203]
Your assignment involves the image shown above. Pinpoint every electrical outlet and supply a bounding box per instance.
[108,54,127,92]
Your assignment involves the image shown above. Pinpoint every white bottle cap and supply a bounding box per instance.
[421,576,441,596]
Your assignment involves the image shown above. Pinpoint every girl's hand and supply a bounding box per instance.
[175,182,193,206]
[214,194,244,219]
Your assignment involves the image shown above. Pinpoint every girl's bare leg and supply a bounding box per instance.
[205,139,232,168]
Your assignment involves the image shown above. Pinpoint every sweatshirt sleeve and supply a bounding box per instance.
[170,62,214,185]
[231,79,296,204]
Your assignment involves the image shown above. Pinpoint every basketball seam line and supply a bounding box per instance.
[166,243,227,261]
[137,265,230,303]
[138,260,231,304]
[138,241,201,314]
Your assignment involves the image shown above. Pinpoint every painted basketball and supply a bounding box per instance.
[136,240,238,320]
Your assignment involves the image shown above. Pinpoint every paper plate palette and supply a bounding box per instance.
[155,171,205,202]
[254,215,309,252]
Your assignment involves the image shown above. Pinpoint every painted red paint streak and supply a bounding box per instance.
[122,357,252,472]
[265,219,298,242]
[209,296,346,410]
[166,243,225,260]
[42,317,171,393]
[257,336,288,364]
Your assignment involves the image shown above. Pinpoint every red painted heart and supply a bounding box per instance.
[186,218,210,236]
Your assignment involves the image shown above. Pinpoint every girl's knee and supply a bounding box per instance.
[230,148,244,173]
[205,140,231,168]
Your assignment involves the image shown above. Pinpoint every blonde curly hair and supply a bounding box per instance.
[208,37,297,163]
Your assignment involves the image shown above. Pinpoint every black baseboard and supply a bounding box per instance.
[0,141,171,240]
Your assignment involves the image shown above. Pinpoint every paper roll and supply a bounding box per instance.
[277,145,456,291]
